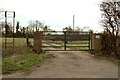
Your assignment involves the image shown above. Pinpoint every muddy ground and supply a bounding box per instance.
[3,51,118,78]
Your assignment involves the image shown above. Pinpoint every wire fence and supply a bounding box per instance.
[2,35,31,57]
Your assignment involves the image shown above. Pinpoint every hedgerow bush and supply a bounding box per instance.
[101,32,120,59]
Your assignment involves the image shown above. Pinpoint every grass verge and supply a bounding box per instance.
[91,53,119,65]
[2,53,44,74]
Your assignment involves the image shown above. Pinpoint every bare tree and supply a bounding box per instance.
[101,0,120,36]
[63,26,73,32]
[100,0,120,56]
[28,20,43,32]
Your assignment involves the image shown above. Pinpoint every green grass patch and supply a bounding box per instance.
[2,38,32,57]
[2,53,44,74]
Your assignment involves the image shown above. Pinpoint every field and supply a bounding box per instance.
[1,38,44,74]
[2,38,28,56]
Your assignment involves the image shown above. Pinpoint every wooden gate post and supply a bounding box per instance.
[91,33,102,51]
[34,31,42,53]
[89,31,93,50]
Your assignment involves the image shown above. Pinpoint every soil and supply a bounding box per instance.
[3,51,118,78]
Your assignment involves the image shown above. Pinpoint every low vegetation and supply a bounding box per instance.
[100,1,120,58]
[2,38,45,74]
[90,51,119,65]
[2,53,44,74]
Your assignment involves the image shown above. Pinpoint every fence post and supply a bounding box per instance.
[5,11,7,49]
[89,31,90,51]
[90,31,93,50]
[88,31,92,51]
[64,31,67,50]
[26,27,29,47]
[13,12,15,51]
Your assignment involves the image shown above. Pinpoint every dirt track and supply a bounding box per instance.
[3,51,118,78]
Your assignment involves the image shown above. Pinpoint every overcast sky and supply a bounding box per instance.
[0,0,103,32]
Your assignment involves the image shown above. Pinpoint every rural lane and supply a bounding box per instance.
[3,51,118,78]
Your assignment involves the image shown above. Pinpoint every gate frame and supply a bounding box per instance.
[42,31,93,51]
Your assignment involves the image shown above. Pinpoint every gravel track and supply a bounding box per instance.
[3,51,118,78]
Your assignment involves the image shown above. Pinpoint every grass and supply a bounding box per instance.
[92,53,119,65]
[2,38,28,57]
[2,53,44,74]
[1,38,45,74]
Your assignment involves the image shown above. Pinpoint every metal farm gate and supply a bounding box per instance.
[42,31,92,51]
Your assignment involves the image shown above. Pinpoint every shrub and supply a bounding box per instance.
[101,32,119,58]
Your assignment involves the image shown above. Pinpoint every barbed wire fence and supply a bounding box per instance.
[0,11,34,57]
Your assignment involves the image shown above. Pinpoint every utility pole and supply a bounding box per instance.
[73,15,75,31]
